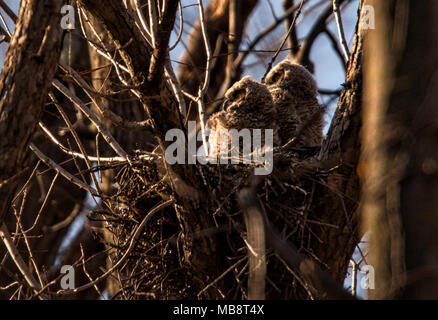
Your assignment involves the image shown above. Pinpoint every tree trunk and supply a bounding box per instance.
[0,0,64,225]
[362,0,438,299]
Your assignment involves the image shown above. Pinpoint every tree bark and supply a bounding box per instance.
[0,0,64,225]
[363,0,438,299]
[309,11,364,283]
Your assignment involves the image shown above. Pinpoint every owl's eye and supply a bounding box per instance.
[227,88,246,102]
[266,71,284,85]
[221,98,230,111]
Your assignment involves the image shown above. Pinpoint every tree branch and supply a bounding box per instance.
[0,0,64,225]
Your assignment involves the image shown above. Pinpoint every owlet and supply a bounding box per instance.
[264,59,323,147]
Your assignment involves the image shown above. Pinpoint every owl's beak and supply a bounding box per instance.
[221,98,230,111]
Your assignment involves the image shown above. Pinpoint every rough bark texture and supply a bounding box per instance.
[363,0,438,299]
[0,0,64,225]
[312,26,363,282]
[78,0,180,137]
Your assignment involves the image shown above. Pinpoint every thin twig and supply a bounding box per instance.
[221,0,240,95]
[38,121,129,163]
[50,94,104,200]
[11,211,44,291]
[77,6,130,73]
[44,203,82,233]
[283,0,300,56]
[24,172,59,234]
[197,257,246,298]
[29,143,100,197]
[169,1,183,51]
[133,0,153,46]
[52,79,129,160]
[0,9,11,37]
[0,224,47,299]
[80,244,105,299]
[58,62,152,132]
[333,0,350,63]
[296,0,346,68]
[324,28,348,72]
[148,0,158,47]
[165,57,187,118]
[233,0,308,73]
[0,0,17,22]
[56,199,174,295]
[262,0,305,82]
[196,0,212,156]
[10,162,40,204]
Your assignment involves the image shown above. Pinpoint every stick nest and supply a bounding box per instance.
[93,146,329,299]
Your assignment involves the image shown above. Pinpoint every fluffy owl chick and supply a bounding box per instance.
[207,76,280,159]
[265,59,323,147]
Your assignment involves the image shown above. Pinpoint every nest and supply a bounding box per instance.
[92,145,328,299]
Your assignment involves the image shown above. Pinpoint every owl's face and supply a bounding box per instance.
[222,76,273,116]
[264,60,317,96]
[264,59,323,147]
[207,76,281,148]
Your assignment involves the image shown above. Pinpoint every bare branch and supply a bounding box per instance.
[238,187,266,300]
[196,0,212,155]
[333,0,350,63]
[29,143,100,197]
[283,0,300,56]
[147,0,179,84]
[238,185,355,300]
[0,0,64,225]
[262,0,304,82]
[296,0,346,70]
[38,122,128,163]
[56,199,174,295]
[52,79,129,159]
[0,0,17,22]
[59,62,153,132]
[0,223,47,299]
